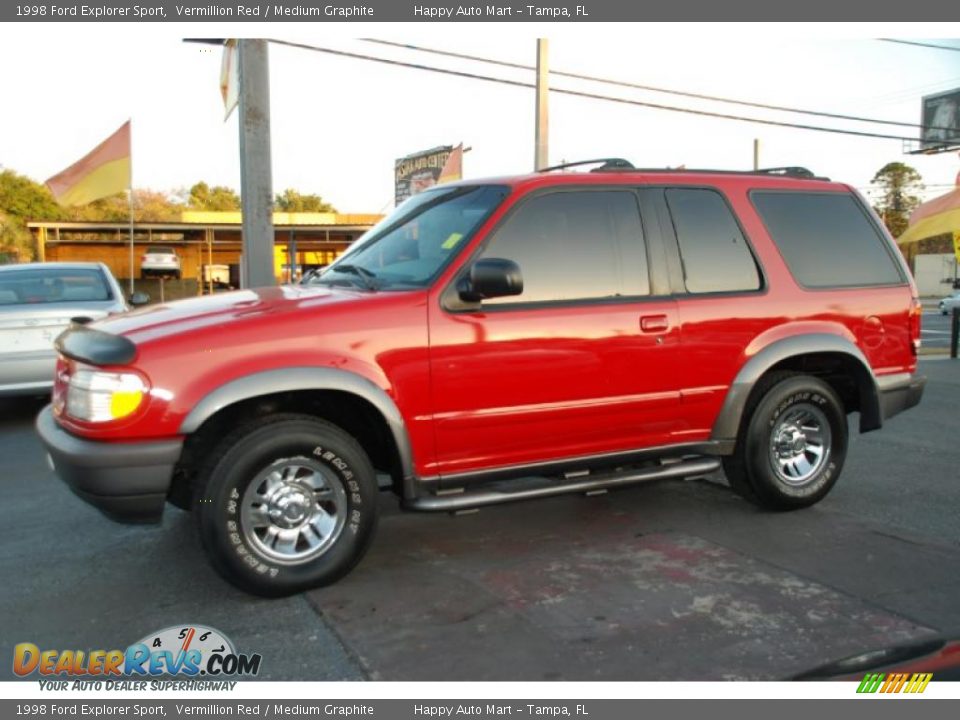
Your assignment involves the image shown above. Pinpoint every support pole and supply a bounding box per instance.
[289,229,297,283]
[534,39,549,171]
[128,188,135,295]
[951,307,959,360]
[208,229,214,295]
[238,39,275,289]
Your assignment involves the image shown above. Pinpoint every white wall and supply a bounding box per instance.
[914,253,959,297]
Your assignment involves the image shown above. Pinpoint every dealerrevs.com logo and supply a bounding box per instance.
[13,625,261,690]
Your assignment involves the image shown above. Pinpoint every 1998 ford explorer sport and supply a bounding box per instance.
[37,161,926,596]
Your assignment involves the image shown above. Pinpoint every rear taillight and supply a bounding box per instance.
[52,356,72,416]
[909,297,922,355]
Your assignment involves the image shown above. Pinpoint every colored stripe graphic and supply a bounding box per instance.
[857,672,932,694]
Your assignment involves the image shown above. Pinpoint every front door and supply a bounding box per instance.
[427,187,685,480]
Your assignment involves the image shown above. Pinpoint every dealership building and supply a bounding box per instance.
[27,210,383,285]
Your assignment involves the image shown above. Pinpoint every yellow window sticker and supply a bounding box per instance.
[441,232,463,250]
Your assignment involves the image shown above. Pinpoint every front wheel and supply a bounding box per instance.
[195,414,379,596]
[723,374,847,511]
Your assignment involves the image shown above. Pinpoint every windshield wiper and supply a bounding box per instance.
[327,263,379,290]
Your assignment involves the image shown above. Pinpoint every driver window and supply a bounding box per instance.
[479,190,650,305]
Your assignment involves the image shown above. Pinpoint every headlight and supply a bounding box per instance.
[65,368,147,422]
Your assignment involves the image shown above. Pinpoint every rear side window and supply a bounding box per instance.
[479,190,649,305]
[664,188,761,294]
[751,191,903,288]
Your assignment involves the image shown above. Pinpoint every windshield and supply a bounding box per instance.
[310,184,508,290]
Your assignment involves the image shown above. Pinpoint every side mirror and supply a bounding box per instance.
[129,292,150,307]
[458,258,523,303]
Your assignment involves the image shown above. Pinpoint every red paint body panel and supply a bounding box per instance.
[426,298,683,477]
[52,170,920,482]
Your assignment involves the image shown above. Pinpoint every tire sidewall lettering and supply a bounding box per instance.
[217,440,367,580]
[765,388,840,498]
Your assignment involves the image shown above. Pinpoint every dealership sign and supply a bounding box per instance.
[394,146,455,206]
[921,88,960,149]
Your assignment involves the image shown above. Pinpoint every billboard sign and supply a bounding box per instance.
[395,146,454,206]
[921,88,960,150]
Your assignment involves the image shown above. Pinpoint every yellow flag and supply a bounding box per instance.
[45,121,131,207]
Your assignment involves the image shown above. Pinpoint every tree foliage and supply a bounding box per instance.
[1,166,338,260]
[871,162,924,238]
[67,189,183,223]
[0,169,65,259]
[185,181,241,211]
[274,188,337,213]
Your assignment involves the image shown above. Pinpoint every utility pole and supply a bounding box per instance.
[534,39,549,171]
[753,138,760,170]
[238,39,275,289]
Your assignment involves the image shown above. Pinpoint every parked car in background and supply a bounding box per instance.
[140,247,181,279]
[938,290,960,315]
[0,262,130,396]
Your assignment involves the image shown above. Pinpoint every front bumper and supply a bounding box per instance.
[35,405,183,524]
[878,372,926,421]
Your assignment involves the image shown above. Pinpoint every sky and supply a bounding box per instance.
[0,23,958,215]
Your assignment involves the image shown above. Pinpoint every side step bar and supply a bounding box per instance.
[404,456,721,512]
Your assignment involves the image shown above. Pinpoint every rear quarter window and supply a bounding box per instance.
[751,191,904,288]
[664,188,761,294]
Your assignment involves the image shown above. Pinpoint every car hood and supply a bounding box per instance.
[93,285,374,345]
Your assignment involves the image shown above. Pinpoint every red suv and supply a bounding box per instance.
[37,161,926,596]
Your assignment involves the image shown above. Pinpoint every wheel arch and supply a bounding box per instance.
[711,333,881,446]
[172,368,416,502]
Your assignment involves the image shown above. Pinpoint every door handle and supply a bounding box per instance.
[640,314,669,333]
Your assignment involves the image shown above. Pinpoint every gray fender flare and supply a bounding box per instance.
[710,333,881,444]
[178,367,416,482]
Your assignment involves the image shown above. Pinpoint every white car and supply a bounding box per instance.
[140,246,181,279]
[939,290,960,315]
[0,262,134,396]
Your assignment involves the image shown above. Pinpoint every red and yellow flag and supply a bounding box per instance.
[46,121,131,206]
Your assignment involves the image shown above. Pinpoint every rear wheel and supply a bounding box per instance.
[723,374,847,510]
[194,414,379,596]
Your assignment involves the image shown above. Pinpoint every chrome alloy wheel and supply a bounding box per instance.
[768,404,832,486]
[240,457,347,565]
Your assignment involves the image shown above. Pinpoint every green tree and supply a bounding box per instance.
[68,189,183,223]
[274,188,337,213]
[185,181,241,211]
[0,169,65,259]
[871,162,924,238]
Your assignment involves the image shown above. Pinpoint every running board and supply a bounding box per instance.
[404,456,721,512]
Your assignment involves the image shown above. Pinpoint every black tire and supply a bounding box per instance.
[722,374,847,511]
[194,414,379,596]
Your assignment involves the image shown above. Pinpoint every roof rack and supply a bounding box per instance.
[538,159,829,181]
[754,166,821,179]
[538,158,635,173]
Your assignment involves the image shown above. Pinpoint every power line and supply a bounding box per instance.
[267,38,924,143]
[879,39,960,53]
[362,38,950,132]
